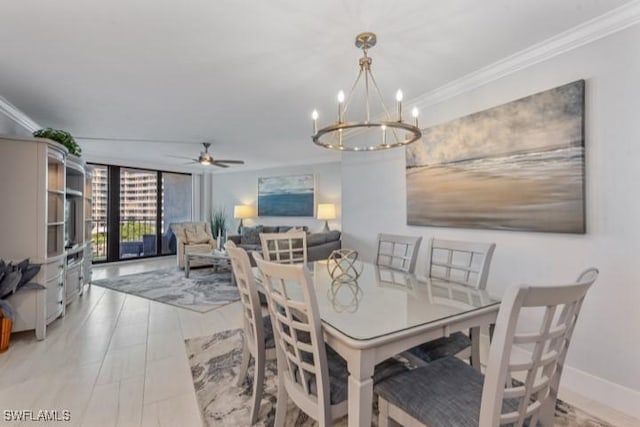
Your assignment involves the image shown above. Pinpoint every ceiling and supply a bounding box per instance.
[0,0,632,173]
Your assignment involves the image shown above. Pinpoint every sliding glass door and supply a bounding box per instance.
[91,165,108,261]
[89,163,191,263]
[119,168,158,259]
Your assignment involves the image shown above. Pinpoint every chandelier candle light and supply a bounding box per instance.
[311,32,422,151]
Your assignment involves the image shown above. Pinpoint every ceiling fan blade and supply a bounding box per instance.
[214,159,245,164]
[211,162,230,168]
[166,154,196,160]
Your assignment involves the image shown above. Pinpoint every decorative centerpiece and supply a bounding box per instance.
[326,249,363,282]
[0,259,43,352]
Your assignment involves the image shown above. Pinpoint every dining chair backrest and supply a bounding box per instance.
[426,238,496,289]
[376,233,423,273]
[479,268,598,426]
[254,252,332,424]
[260,231,308,265]
[225,241,265,356]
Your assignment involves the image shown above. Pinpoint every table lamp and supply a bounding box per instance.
[234,205,255,233]
[317,203,336,232]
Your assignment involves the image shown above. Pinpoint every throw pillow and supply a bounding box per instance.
[307,232,326,246]
[241,225,263,245]
[185,228,211,244]
[195,223,207,236]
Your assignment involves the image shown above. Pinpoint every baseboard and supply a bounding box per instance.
[507,344,640,422]
[559,363,640,423]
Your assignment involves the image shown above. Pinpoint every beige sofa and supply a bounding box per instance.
[171,222,216,268]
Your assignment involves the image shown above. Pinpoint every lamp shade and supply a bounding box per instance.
[317,203,336,220]
[234,205,255,219]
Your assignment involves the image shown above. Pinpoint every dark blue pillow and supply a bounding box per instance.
[240,225,263,245]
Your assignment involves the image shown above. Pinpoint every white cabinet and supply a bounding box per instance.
[45,257,65,323]
[1,137,93,339]
[7,287,46,340]
[65,248,83,304]
[64,155,86,305]
[0,137,77,339]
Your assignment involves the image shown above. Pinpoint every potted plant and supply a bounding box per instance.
[33,128,82,156]
[0,259,43,352]
[210,208,228,250]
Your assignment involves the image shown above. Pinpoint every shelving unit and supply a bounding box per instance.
[0,137,70,339]
[47,150,66,262]
[0,138,94,339]
[84,166,93,287]
[64,155,86,304]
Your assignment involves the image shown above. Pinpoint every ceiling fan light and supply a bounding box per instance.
[184,143,244,167]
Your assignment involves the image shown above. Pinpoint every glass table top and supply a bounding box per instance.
[256,260,500,342]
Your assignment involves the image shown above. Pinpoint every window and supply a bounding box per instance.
[89,163,191,262]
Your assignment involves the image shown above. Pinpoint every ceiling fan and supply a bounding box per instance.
[171,142,245,168]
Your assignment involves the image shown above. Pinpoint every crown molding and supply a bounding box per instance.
[0,95,40,132]
[411,0,640,110]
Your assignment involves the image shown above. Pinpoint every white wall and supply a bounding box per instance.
[210,162,341,234]
[342,24,640,416]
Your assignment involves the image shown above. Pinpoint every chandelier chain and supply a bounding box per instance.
[364,63,371,123]
[342,67,364,118]
[367,70,402,144]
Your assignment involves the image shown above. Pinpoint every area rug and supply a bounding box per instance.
[185,329,614,427]
[93,267,239,313]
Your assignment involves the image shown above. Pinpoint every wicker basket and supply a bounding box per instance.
[0,310,12,353]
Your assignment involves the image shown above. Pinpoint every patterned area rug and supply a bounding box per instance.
[185,329,614,427]
[93,267,238,313]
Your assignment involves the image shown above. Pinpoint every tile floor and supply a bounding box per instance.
[0,257,636,427]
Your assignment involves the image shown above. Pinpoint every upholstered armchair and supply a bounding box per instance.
[171,222,216,268]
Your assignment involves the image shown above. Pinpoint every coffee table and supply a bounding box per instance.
[184,250,233,283]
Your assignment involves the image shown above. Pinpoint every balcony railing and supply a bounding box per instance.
[91,217,163,261]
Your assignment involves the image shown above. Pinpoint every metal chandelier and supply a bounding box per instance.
[311,32,422,152]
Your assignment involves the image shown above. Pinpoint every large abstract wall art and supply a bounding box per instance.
[406,80,585,233]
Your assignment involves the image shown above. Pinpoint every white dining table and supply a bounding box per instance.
[256,260,500,427]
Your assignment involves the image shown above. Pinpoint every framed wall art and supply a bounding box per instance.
[406,80,585,233]
[258,174,315,217]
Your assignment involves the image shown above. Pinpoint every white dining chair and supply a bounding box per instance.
[375,268,598,427]
[260,231,308,265]
[406,238,496,365]
[375,233,423,273]
[225,241,277,424]
[254,252,407,426]
[426,238,496,288]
